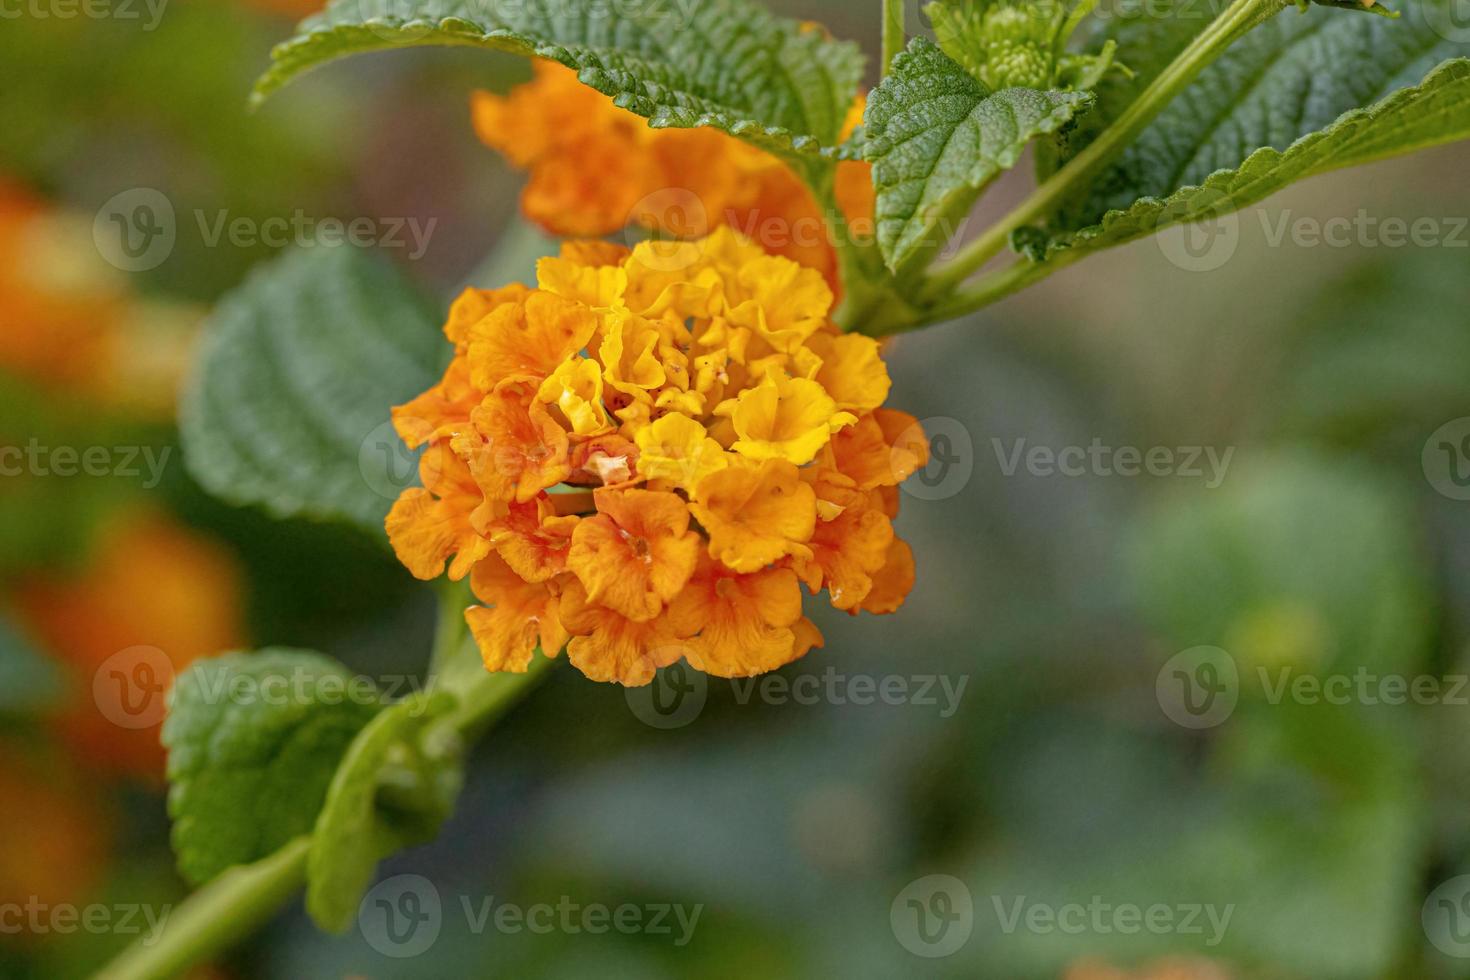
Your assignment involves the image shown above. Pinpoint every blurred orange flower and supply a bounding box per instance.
[13,508,245,777]
[0,753,108,928]
[1063,957,1235,980]
[0,180,123,394]
[0,179,199,416]
[472,61,874,291]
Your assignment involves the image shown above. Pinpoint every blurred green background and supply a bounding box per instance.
[2,1,1470,978]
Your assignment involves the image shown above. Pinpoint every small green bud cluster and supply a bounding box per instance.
[926,0,1122,93]
[976,5,1058,89]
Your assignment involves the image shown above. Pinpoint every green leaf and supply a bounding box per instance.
[1039,2,1470,257]
[254,0,863,171]
[865,38,1092,273]
[306,691,462,933]
[163,649,382,885]
[179,245,443,534]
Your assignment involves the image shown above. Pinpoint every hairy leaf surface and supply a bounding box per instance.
[256,0,863,170]
[164,650,381,885]
[866,38,1092,272]
[179,245,442,533]
[1039,2,1470,256]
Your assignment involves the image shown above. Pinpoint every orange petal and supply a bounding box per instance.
[809,332,891,413]
[486,497,578,582]
[875,408,929,478]
[444,283,531,347]
[790,494,893,611]
[566,488,699,621]
[792,616,825,659]
[520,139,659,238]
[466,290,597,390]
[826,413,906,491]
[560,240,632,267]
[668,557,807,677]
[568,434,640,487]
[690,459,815,573]
[385,447,491,581]
[457,380,572,504]
[860,537,915,615]
[559,579,688,686]
[466,554,568,671]
[392,356,479,449]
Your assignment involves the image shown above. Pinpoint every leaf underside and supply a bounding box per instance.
[255,0,863,166]
[866,38,1093,273]
[1039,2,1470,257]
[178,244,443,534]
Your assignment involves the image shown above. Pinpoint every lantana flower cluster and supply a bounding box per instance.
[472,61,874,291]
[387,229,928,686]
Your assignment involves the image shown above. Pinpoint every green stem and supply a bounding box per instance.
[428,578,471,676]
[436,650,558,740]
[95,838,311,980]
[919,0,1288,300]
[881,0,905,76]
[878,255,1069,333]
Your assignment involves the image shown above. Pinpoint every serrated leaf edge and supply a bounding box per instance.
[252,10,859,159]
[1043,57,1470,258]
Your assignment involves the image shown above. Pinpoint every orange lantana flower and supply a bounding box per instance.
[385,443,494,581]
[466,553,568,674]
[690,460,816,573]
[669,556,815,678]
[472,61,873,291]
[559,579,690,686]
[386,228,926,686]
[566,488,701,622]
